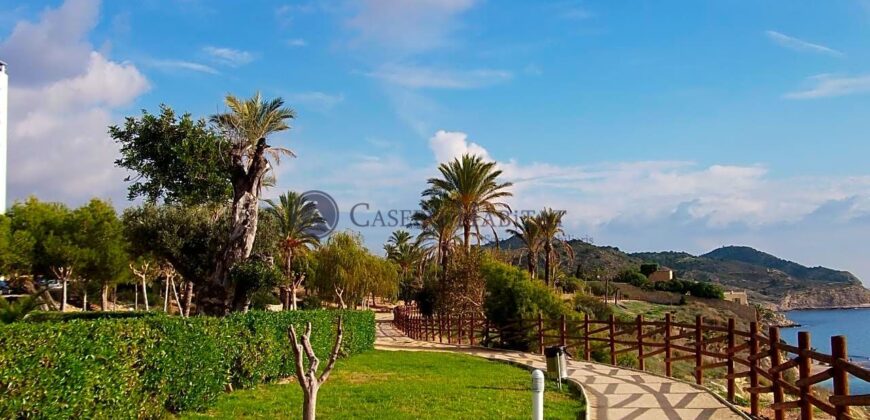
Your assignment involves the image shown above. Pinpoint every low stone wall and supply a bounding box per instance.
[613,283,758,322]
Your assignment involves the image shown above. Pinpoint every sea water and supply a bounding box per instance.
[783,308,870,394]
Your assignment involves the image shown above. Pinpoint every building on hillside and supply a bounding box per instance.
[723,290,749,305]
[648,267,674,282]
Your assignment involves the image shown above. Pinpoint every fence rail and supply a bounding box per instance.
[393,306,870,420]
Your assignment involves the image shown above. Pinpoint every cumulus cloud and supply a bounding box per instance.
[765,30,844,57]
[428,130,491,163]
[1,0,150,205]
[784,73,870,99]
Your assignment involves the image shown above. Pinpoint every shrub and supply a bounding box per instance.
[0,310,374,418]
[652,278,724,299]
[639,263,658,277]
[482,258,571,350]
[572,294,612,320]
[25,310,160,323]
[615,270,650,288]
[558,276,584,293]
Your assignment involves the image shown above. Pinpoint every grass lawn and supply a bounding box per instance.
[180,350,584,420]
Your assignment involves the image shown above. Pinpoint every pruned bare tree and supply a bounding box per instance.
[129,261,154,311]
[288,316,343,420]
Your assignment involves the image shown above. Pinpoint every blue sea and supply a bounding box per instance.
[783,308,870,395]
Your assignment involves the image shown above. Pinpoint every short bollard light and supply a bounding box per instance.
[531,369,544,420]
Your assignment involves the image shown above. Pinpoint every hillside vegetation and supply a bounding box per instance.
[497,237,870,310]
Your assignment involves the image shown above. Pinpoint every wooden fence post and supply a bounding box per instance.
[470,312,476,345]
[537,312,544,354]
[560,314,567,348]
[609,314,616,365]
[484,318,490,347]
[446,315,452,344]
[695,315,704,385]
[664,313,672,377]
[637,314,645,371]
[458,313,464,345]
[798,331,813,420]
[749,321,760,417]
[727,318,736,403]
[770,326,784,420]
[583,312,591,361]
[831,335,850,420]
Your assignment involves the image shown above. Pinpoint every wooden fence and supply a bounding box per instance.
[393,307,870,420]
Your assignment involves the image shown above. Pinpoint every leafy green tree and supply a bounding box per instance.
[0,214,35,285]
[384,230,426,304]
[263,191,324,310]
[507,215,543,279]
[112,93,296,315]
[312,232,398,308]
[535,208,574,286]
[72,199,128,311]
[122,204,227,314]
[111,105,232,205]
[423,154,512,250]
[7,197,70,278]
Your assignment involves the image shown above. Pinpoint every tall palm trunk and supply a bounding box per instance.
[543,242,553,286]
[527,251,537,279]
[203,139,270,315]
[462,219,472,251]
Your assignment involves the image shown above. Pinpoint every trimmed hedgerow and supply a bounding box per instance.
[25,310,161,323]
[0,309,374,419]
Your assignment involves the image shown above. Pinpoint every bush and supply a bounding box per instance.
[482,258,571,350]
[572,294,612,320]
[615,270,650,288]
[558,276,584,293]
[652,278,724,299]
[25,310,160,323]
[0,310,374,418]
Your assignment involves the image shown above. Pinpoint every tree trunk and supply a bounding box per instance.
[82,290,88,312]
[142,278,150,311]
[463,219,472,251]
[135,286,139,311]
[101,284,109,311]
[527,251,537,279]
[183,281,194,317]
[204,139,271,316]
[164,278,170,312]
[61,279,68,312]
[303,387,318,420]
[290,286,298,311]
[543,243,553,286]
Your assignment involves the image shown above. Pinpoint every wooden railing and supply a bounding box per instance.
[393,306,870,419]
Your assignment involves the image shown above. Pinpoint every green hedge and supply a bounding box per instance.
[0,310,374,419]
[25,310,160,323]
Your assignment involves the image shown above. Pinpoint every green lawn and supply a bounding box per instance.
[180,350,584,420]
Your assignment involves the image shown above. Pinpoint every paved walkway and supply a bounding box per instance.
[375,315,745,420]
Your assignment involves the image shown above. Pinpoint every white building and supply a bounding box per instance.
[0,60,6,214]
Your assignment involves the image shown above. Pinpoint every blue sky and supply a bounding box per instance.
[2,0,870,284]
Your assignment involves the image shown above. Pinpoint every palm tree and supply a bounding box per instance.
[423,154,513,251]
[507,215,543,279]
[206,92,296,314]
[264,191,324,310]
[385,230,427,304]
[411,196,460,282]
[536,208,574,287]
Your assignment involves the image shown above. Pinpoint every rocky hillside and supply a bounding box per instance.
[495,237,870,310]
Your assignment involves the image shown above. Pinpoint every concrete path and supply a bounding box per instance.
[375,315,746,420]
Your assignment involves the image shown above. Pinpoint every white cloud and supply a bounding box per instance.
[145,58,219,74]
[428,130,491,163]
[287,38,307,47]
[765,30,844,57]
[784,73,870,99]
[2,0,150,205]
[346,0,478,53]
[203,46,256,67]
[368,63,512,89]
[287,91,345,112]
[0,0,100,85]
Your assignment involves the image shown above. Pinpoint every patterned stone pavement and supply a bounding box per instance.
[375,315,747,420]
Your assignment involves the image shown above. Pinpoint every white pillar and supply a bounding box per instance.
[0,61,7,214]
[531,369,544,420]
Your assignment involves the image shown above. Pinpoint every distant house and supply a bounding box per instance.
[648,267,674,282]
[723,290,749,305]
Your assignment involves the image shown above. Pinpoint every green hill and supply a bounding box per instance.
[494,237,870,309]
